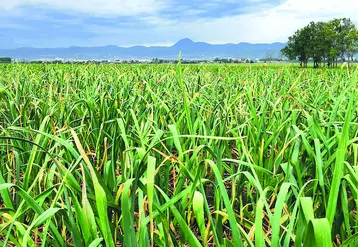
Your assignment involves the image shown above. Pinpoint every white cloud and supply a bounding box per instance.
[67,0,358,46]
[0,0,166,16]
[278,0,358,16]
[1,0,358,47]
[153,0,358,44]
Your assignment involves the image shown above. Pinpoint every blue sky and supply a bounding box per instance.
[0,0,357,48]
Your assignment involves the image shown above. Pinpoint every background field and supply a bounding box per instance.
[0,63,357,246]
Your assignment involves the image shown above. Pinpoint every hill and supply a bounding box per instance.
[0,38,287,60]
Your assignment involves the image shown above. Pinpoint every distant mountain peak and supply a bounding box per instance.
[173,38,195,47]
[104,45,119,48]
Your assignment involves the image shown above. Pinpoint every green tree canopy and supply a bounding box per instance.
[281,18,358,68]
[0,57,11,63]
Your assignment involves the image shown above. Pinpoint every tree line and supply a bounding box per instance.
[281,18,358,68]
[0,57,11,63]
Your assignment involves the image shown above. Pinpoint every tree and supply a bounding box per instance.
[0,57,11,63]
[324,21,339,67]
[330,18,357,65]
[309,21,335,67]
[346,29,358,63]
[281,27,311,67]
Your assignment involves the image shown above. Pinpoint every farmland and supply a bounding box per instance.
[0,63,357,247]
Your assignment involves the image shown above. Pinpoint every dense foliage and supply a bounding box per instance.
[0,58,11,63]
[0,63,357,247]
[281,18,358,68]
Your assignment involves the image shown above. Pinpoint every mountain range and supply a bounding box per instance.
[0,38,287,60]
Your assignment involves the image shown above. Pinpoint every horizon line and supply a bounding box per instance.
[1,38,288,50]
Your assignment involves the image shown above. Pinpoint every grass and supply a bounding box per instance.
[0,63,357,246]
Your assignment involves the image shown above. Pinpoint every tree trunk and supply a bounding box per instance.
[348,56,350,68]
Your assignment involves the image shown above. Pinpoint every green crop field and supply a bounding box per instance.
[0,63,357,247]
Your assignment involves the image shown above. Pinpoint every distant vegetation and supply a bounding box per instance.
[281,18,358,68]
[12,58,264,64]
[0,57,11,63]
